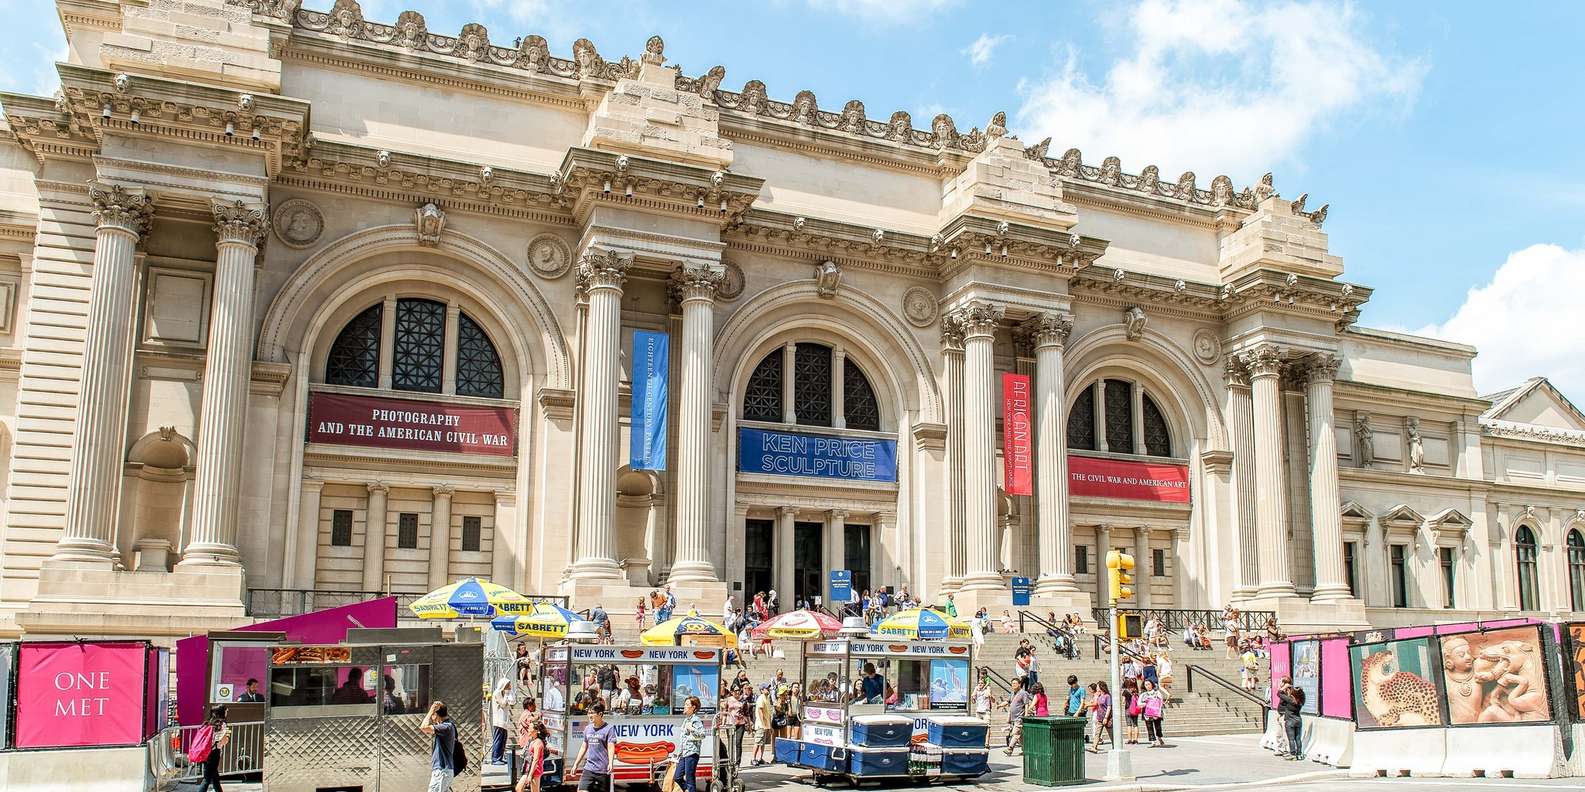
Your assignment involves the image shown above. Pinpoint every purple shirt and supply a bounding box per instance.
[583,721,615,774]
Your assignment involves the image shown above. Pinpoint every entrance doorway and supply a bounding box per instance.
[744,519,773,599]
[795,521,823,606]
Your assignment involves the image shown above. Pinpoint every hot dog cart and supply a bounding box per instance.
[780,638,990,782]
[263,631,484,792]
[541,644,722,788]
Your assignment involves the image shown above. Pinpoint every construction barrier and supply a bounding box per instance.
[1441,724,1567,778]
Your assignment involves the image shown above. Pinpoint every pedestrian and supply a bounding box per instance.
[571,701,615,792]
[767,588,779,614]
[1241,644,1260,691]
[590,603,609,642]
[490,678,514,765]
[1141,654,1158,690]
[1003,678,1029,755]
[944,592,957,618]
[973,676,995,719]
[419,700,457,792]
[670,695,706,792]
[1026,645,1041,688]
[517,696,541,751]
[635,597,647,630]
[861,661,885,704]
[721,683,748,768]
[1064,675,1084,717]
[1276,676,1305,760]
[752,684,774,765]
[1223,607,1241,659]
[193,705,232,792]
[1140,680,1166,747]
[1122,679,1140,744]
[1157,653,1175,698]
[788,682,805,739]
[970,611,985,649]
[1088,682,1112,753]
[515,642,534,684]
[1030,682,1049,716]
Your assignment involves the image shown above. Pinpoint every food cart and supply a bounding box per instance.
[540,644,723,788]
[262,630,484,792]
[781,638,990,783]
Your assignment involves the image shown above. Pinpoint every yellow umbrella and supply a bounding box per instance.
[407,577,535,619]
[640,609,732,647]
[490,602,586,639]
[873,607,972,640]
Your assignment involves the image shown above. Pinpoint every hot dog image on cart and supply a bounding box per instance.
[777,608,992,784]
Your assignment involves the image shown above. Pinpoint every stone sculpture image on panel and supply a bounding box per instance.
[1440,626,1551,724]
[1570,624,1585,720]
[1349,637,1443,728]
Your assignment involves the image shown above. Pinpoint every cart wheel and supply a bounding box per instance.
[708,780,724,792]
[731,778,745,792]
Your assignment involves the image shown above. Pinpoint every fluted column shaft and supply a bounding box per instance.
[572,251,631,580]
[1026,313,1075,595]
[182,201,267,568]
[954,301,1004,591]
[942,328,966,592]
[1226,361,1259,598]
[428,486,454,589]
[1306,355,1350,601]
[669,265,722,583]
[1246,345,1295,597]
[1134,527,1151,607]
[54,185,152,566]
[362,483,389,592]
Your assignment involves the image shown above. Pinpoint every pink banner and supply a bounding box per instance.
[308,392,516,456]
[1001,373,1032,496]
[1319,637,1352,719]
[1267,641,1291,709]
[16,642,147,748]
[1068,455,1190,502]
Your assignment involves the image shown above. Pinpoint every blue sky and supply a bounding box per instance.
[3,0,1583,399]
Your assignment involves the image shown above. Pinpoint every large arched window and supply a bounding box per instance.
[740,343,883,431]
[324,298,505,399]
[1515,525,1540,611]
[1066,379,1173,458]
[1569,529,1585,612]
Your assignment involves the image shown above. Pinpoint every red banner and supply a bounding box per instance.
[1068,455,1190,502]
[1002,373,1032,496]
[308,392,517,456]
[15,642,148,748]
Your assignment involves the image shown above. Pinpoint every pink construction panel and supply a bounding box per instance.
[1319,637,1351,719]
[1393,625,1434,639]
[1268,641,1291,708]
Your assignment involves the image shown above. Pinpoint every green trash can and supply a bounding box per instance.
[1022,716,1088,786]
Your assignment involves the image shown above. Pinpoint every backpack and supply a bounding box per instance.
[187,724,215,763]
[451,733,468,774]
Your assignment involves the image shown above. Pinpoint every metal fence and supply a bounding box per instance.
[245,588,568,619]
[1088,607,1276,634]
[164,720,266,781]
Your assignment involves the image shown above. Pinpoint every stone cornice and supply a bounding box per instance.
[1221,270,1371,331]
[557,147,763,229]
[1333,379,1490,415]
[250,361,293,396]
[1481,419,1585,449]
[304,443,518,478]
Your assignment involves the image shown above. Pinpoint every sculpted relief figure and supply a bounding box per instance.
[1406,416,1426,474]
[1356,412,1375,467]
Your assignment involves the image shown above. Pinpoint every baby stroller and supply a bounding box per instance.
[650,723,743,792]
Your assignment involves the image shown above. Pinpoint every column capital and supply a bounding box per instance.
[1238,343,1285,378]
[367,481,389,495]
[212,199,268,247]
[940,321,965,353]
[1223,356,1250,389]
[303,478,326,493]
[827,508,849,522]
[945,300,1004,340]
[432,484,456,497]
[577,248,633,292]
[89,182,153,236]
[669,263,724,304]
[1306,352,1340,384]
[777,505,797,519]
[1017,311,1073,351]
[494,488,515,506]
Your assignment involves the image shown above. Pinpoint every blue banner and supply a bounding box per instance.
[630,330,669,470]
[1011,576,1032,607]
[737,427,897,482]
[830,570,852,604]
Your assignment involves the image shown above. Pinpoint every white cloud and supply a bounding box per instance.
[964,33,1009,67]
[1015,0,1425,181]
[804,0,958,24]
[1415,244,1585,400]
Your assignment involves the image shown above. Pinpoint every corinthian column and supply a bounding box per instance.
[51,184,153,567]
[668,264,723,583]
[1306,354,1351,602]
[1243,344,1296,598]
[571,250,632,580]
[952,301,1005,592]
[1225,358,1259,599]
[941,322,966,592]
[180,200,267,569]
[1024,312,1076,595]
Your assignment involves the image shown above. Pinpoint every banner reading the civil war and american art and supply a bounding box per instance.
[308,392,517,456]
[1067,455,1190,502]
[629,330,669,471]
[1001,373,1032,495]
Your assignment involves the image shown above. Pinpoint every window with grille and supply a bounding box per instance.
[455,313,504,398]
[744,519,774,598]
[1390,544,1408,608]
[1439,546,1456,609]
[397,512,419,549]
[1516,525,1539,611]
[793,343,832,427]
[1152,548,1165,577]
[1075,545,1089,575]
[391,299,445,393]
[330,509,353,546]
[1067,384,1096,450]
[843,358,881,431]
[325,304,382,387]
[1141,394,1171,457]
[1104,379,1134,452]
[845,524,872,594]
[1567,530,1585,612]
[461,515,482,552]
[1344,541,1358,597]
[742,352,783,423]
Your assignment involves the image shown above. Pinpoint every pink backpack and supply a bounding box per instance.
[187,724,215,763]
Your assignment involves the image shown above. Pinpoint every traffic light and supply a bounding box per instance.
[1106,550,1135,606]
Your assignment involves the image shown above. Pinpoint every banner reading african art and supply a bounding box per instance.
[1349,637,1444,729]
[1440,625,1551,725]
[1001,373,1032,495]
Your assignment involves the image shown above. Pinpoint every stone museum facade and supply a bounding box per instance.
[0,0,1583,637]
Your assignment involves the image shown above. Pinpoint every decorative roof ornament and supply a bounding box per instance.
[1025,137,1051,159]
[886,111,912,142]
[790,90,817,123]
[838,100,865,133]
[695,65,726,97]
[739,81,769,114]
[394,10,426,48]
[986,111,1007,139]
[1255,172,1276,202]
[1291,193,1308,213]
[456,23,490,61]
[932,114,960,149]
[1173,171,1196,200]
[1210,175,1233,206]
[642,35,665,66]
[1098,156,1121,186]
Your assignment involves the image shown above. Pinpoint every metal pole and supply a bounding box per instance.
[1105,604,1132,781]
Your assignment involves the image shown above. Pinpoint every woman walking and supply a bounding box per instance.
[1029,683,1049,716]
[635,596,647,630]
[489,677,514,765]
[515,721,548,792]
[1088,682,1112,753]
[751,683,774,765]
[1139,680,1166,747]
[195,705,232,792]
[1121,679,1141,745]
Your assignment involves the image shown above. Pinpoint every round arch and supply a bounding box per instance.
[1062,324,1225,452]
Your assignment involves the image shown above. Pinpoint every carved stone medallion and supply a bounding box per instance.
[718,259,745,300]
[272,198,323,249]
[526,233,572,279]
[1192,328,1221,365]
[902,286,939,328]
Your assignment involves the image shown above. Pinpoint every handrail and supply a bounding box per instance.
[1185,664,1269,728]
[976,665,1014,696]
[1090,607,1276,634]
[1018,610,1082,657]
[1092,633,1151,665]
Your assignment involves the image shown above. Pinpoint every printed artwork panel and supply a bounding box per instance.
[1571,625,1585,720]
[1292,641,1320,716]
[1439,626,1551,725]
[1349,638,1443,729]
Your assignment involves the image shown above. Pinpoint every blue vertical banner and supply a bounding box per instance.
[630,330,669,470]
[830,570,852,604]
[1010,576,1032,607]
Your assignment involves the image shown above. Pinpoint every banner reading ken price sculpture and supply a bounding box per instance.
[738,427,898,482]
[1068,455,1190,503]
[308,392,517,456]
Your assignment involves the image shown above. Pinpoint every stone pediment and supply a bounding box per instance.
[1379,504,1424,531]
[1482,377,1585,431]
[1426,508,1473,544]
